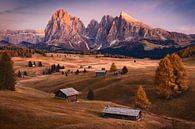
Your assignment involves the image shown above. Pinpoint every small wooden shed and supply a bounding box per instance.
[55,88,80,102]
[96,70,107,77]
[102,107,142,120]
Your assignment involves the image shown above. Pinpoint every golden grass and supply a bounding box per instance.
[1,86,194,129]
[1,53,194,129]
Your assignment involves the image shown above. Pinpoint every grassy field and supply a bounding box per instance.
[1,53,195,129]
[1,86,195,129]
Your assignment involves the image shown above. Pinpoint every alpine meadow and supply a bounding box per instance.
[0,0,195,129]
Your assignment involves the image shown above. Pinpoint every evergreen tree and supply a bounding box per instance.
[75,69,80,75]
[56,64,61,72]
[51,64,56,72]
[23,71,28,76]
[122,66,128,74]
[83,68,87,73]
[87,89,94,100]
[28,61,33,67]
[38,61,42,67]
[0,52,16,90]
[17,70,22,78]
[135,86,151,109]
[33,61,36,66]
[110,63,117,72]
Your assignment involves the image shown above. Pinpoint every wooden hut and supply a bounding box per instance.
[55,88,80,102]
[96,70,107,77]
[102,107,142,120]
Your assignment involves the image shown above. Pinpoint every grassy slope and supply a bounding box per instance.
[19,59,195,121]
[1,86,195,129]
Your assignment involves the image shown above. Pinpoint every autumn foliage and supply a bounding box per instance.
[110,63,117,72]
[155,53,189,99]
[135,86,151,109]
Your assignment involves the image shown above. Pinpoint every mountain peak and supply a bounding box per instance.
[52,9,70,20]
[120,11,139,22]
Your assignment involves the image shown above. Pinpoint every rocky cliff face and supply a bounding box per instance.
[44,9,89,51]
[44,9,193,51]
[86,11,192,49]
[0,30,44,44]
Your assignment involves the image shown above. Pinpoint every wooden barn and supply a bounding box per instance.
[96,70,107,77]
[102,107,142,120]
[55,88,80,102]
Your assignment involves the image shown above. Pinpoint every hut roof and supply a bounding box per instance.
[103,107,141,117]
[96,70,107,73]
[59,88,80,96]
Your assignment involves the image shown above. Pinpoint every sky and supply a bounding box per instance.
[0,0,195,34]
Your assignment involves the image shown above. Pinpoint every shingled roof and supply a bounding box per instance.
[59,88,80,97]
[103,107,141,117]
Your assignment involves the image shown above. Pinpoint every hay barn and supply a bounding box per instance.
[102,107,142,120]
[55,88,80,102]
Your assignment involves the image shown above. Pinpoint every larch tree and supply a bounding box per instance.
[135,86,151,109]
[110,63,117,72]
[155,53,189,99]
[0,52,16,91]
[169,53,189,92]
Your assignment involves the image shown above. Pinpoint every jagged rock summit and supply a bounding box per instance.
[120,11,140,23]
[44,9,193,51]
[44,9,89,51]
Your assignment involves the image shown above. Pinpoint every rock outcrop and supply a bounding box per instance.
[44,9,89,51]
[44,9,193,51]
[86,11,192,49]
[0,30,44,44]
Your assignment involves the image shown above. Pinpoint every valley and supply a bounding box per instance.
[1,53,195,129]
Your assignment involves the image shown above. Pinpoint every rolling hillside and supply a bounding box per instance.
[1,85,195,129]
[12,54,195,121]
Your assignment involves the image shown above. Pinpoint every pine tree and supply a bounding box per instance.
[0,52,16,90]
[110,63,117,72]
[17,70,22,78]
[83,68,87,73]
[38,61,42,67]
[135,86,151,109]
[87,89,94,100]
[23,71,28,76]
[75,69,80,75]
[33,61,36,66]
[28,61,33,67]
[122,66,128,74]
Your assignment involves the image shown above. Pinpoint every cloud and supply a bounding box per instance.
[0,6,26,15]
[0,0,48,15]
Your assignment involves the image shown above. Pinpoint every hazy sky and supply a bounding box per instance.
[0,0,195,34]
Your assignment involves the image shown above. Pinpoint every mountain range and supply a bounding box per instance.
[1,9,195,58]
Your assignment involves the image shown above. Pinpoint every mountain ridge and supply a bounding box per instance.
[0,9,194,58]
